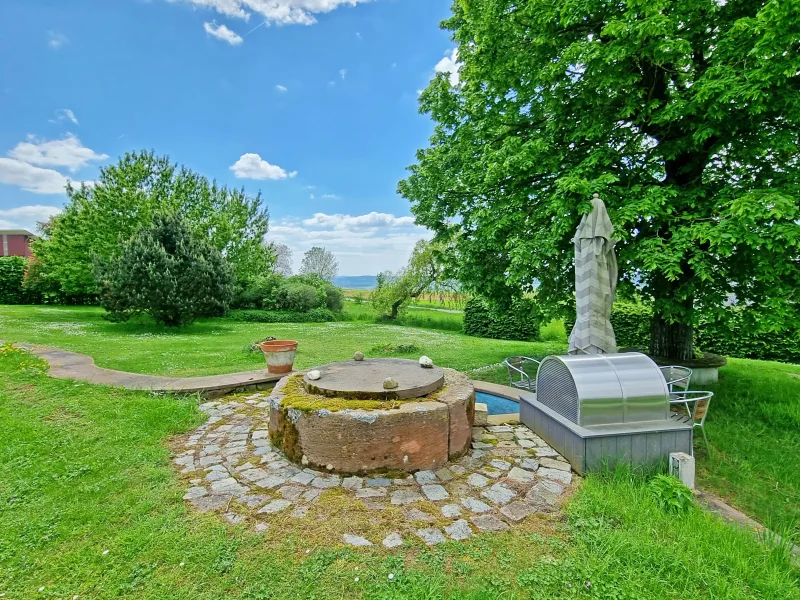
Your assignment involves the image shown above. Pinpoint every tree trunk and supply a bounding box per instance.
[650,313,694,360]
[390,299,402,319]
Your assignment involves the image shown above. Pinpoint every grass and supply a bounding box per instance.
[1,305,798,543]
[0,305,559,377]
[697,358,800,544]
[343,289,470,311]
[341,301,465,332]
[1,345,797,599]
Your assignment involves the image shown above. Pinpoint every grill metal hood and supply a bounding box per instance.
[535,352,669,427]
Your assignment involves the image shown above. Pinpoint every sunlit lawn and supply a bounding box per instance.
[1,345,796,599]
[2,304,799,545]
[0,305,563,377]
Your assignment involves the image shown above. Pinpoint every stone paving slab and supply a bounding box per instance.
[170,392,578,548]
[11,343,285,397]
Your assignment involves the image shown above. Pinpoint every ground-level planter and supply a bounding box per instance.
[650,353,728,386]
[261,340,298,374]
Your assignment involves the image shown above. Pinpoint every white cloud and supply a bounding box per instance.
[56,109,79,125]
[302,212,417,230]
[267,211,430,275]
[9,134,108,172]
[230,153,297,180]
[0,159,73,194]
[204,21,244,45]
[320,193,339,199]
[435,48,461,87]
[47,31,68,49]
[275,84,288,92]
[167,0,370,26]
[339,68,347,80]
[0,205,63,231]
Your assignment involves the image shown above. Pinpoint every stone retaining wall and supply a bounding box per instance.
[269,368,475,474]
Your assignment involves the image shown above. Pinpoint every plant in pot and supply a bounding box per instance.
[260,340,299,374]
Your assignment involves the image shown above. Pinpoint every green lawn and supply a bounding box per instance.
[1,345,796,599]
[1,304,799,545]
[0,305,557,377]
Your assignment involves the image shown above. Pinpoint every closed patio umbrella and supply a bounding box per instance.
[568,193,618,355]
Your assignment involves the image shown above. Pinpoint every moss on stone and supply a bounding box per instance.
[270,408,303,462]
[277,373,419,413]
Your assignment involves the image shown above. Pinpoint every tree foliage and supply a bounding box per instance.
[399,0,800,359]
[268,242,293,276]
[95,214,235,326]
[299,246,338,282]
[31,151,271,296]
[371,240,444,318]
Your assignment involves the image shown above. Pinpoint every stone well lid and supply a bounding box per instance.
[303,358,445,400]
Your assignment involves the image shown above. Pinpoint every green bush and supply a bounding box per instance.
[226,308,336,323]
[0,257,36,304]
[234,274,284,310]
[275,282,320,312]
[324,285,345,311]
[95,214,235,326]
[235,273,345,313]
[463,297,539,341]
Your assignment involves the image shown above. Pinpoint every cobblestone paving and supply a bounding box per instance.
[173,393,576,547]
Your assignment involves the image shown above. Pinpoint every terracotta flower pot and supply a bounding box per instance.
[260,340,298,374]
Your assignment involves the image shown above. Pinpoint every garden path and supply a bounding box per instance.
[8,342,283,397]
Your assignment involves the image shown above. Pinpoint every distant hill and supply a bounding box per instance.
[334,275,377,290]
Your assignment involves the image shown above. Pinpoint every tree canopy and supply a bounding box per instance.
[95,214,235,326]
[398,0,800,359]
[299,246,338,282]
[31,151,271,297]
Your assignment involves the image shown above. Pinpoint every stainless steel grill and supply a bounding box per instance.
[535,352,669,427]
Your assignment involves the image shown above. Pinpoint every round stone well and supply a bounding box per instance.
[268,358,475,474]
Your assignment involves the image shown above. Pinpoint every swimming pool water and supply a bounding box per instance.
[475,391,520,415]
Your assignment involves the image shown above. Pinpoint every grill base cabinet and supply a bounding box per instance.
[520,353,693,475]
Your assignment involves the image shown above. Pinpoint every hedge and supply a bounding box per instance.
[0,257,38,304]
[226,308,337,324]
[567,302,800,364]
[696,312,800,364]
[463,297,539,341]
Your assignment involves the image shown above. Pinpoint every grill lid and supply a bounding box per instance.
[535,353,669,426]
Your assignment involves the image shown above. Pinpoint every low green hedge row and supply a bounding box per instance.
[568,302,800,364]
[463,297,540,341]
[226,308,337,324]
[0,256,96,305]
[0,257,34,304]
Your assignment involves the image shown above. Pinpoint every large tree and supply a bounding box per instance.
[31,151,271,296]
[299,246,338,282]
[399,0,800,360]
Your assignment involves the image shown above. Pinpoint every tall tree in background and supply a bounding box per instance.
[267,242,294,276]
[30,151,271,296]
[299,246,338,282]
[399,0,800,360]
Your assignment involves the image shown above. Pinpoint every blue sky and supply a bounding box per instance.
[0,0,460,274]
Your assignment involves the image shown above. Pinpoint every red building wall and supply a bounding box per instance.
[1,234,34,257]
